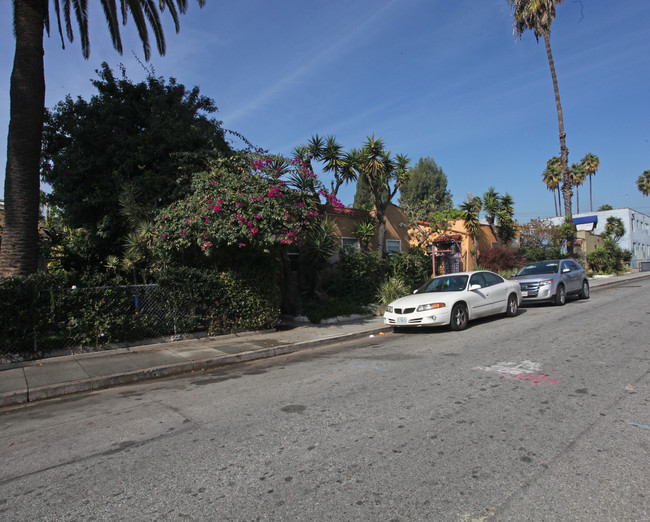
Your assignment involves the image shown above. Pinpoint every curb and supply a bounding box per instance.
[0,326,393,408]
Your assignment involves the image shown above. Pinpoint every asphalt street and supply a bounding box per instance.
[0,279,648,520]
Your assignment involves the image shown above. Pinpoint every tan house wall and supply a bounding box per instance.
[575,230,604,256]
[410,219,498,272]
[325,204,412,254]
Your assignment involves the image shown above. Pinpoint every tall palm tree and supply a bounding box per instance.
[497,193,516,245]
[508,0,573,221]
[0,0,205,277]
[638,170,650,197]
[580,153,600,211]
[569,162,587,214]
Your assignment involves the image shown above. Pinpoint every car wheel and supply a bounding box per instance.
[505,293,518,317]
[450,303,468,331]
[554,284,566,306]
[579,280,590,299]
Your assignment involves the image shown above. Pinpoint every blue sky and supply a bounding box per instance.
[1,1,649,222]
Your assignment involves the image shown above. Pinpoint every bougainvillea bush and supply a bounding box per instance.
[152,152,342,264]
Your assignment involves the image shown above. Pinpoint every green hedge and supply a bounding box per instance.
[0,266,281,358]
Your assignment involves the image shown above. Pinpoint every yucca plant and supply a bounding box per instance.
[376,276,409,306]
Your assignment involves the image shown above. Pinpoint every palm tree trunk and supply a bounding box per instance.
[544,32,573,254]
[553,191,558,217]
[0,2,47,277]
[544,33,572,221]
[557,186,562,216]
[589,175,593,212]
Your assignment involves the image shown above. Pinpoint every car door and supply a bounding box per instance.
[467,272,492,317]
[483,272,508,314]
[567,261,582,293]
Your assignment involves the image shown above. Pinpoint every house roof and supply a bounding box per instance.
[432,234,463,243]
[323,206,366,218]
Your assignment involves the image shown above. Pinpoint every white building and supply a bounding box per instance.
[548,208,650,269]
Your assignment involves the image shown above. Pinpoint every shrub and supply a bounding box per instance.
[586,239,631,274]
[376,276,409,305]
[477,245,526,272]
[386,247,432,291]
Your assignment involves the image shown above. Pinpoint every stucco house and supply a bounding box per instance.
[325,203,502,274]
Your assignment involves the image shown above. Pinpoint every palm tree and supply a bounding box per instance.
[482,187,500,240]
[542,158,562,216]
[497,193,516,245]
[581,153,600,211]
[569,162,587,214]
[1,1,205,277]
[351,136,410,253]
[460,196,483,269]
[508,0,573,221]
[321,136,357,197]
[638,170,650,197]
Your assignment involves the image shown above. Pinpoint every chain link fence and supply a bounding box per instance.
[33,284,199,354]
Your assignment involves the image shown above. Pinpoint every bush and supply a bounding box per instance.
[327,250,386,305]
[376,276,409,305]
[477,245,526,273]
[586,239,631,274]
[0,264,282,358]
[386,247,432,291]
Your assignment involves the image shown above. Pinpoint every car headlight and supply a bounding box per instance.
[416,303,446,312]
[386,306,393,313]
[538,279,554,286]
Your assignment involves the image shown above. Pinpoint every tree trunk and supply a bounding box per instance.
[376,210,386,253]
[589,175,593,212]
[0,1,47,277]
[544,33,573,252]
[553,191,558,217]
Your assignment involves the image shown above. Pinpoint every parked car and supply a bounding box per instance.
[383,270,522,331]
[510,259,589,306]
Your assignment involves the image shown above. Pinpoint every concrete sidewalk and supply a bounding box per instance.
[1,271,648,408]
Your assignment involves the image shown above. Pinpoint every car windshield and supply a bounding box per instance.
[417,275,469,293]
[516,263,559,276]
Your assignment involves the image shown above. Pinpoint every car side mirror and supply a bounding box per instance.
[562,268,570,273]
[469,284,481,291]
[413,289,419,294]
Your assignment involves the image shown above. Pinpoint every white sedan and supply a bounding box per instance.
[384,271,522,331]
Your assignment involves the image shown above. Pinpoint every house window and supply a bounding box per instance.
[342,237,360,252]
[386,239,401,253]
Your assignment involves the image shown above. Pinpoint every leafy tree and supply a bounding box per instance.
[399,156,454,246]
[569,162,587,214]
[408,208,465,249]
[483,187,500,239]
[581,153,600,212]
[598,204,613,211]
[151,154,334,266]
[603,217,625,243]
[1,0,205,277]
[40,63,230,268]
[399,157,452,212]
[637,170,650,197]
[508,0,573,222]
[350,136,410,253]
[518,218,564,261]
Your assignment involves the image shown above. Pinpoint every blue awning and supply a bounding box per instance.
[573,215,598,225]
